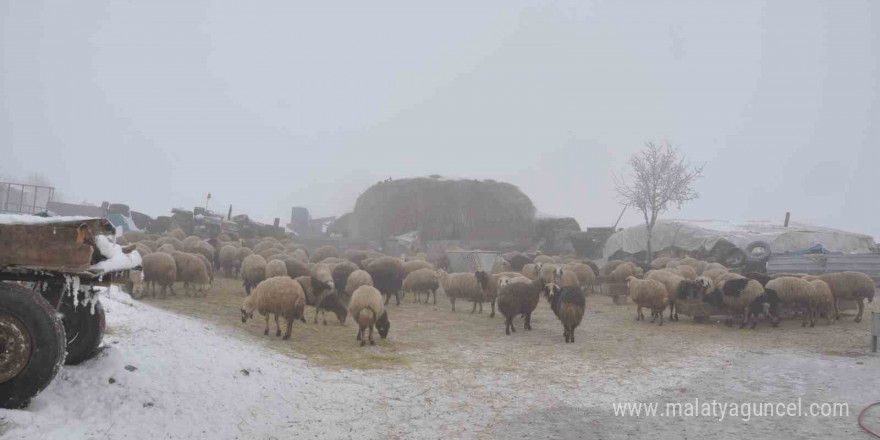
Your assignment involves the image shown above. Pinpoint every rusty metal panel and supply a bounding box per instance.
[767,253,880,283]
[0,219,112,271]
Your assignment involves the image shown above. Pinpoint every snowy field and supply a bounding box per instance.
[2,283,879,440]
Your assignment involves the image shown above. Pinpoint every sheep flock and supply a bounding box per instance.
[122,228,877,347]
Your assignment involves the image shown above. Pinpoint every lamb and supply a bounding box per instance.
[219,245,240,278]
[240,276,306,340]
[366,257,406,306]
[265,259,289,278]
[497,278,545,334]
[142,252,177,298]
[345,270,374,297]
[294,276,345,325]
[802,271,876,322]
[506,254,532,272]
[310,245,339,263]
[626,277,669,325]
[645,270,704,321]
[544,284,586,342]
[241,254,267,295]
[807,279,834,325]
[402,268,441,304]
[348,285,390,346]
[171,252,210,296]
[403,260,434,275]
[331,261,359,297]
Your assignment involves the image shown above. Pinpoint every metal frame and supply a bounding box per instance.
[0,181,55,214]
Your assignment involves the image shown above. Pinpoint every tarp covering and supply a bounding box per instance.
[603,219,876,258]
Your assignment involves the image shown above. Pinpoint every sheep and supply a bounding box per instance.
[603,260,626,276]
[402,268,440,304]
[651,256,676,269]
[544,284,586,342]
[645,270,704,321]
[742,272,772,287]
[156,243,176,254]
[497,278,545,334]
[565,262,596,293]
[167,228,187,241]
[188,241,215,263]
[438,270,492,314]
[252,240,279,255]
[695,276,714,294]
[241,254,267,295]
[294,276,345,325]
[703,262,728,272]
[610,262,642,283]
[765,277,818,327]
[193,253,214,284]
[157,236,185,251]
[284,258,312,280]
[139,239,160,252]
[366,257,406,306]
[673,265,698,280]
[219,245,240,278]
[171,252,210,296]
[311,263,335,289]
[538,263,558,283]
[258,247,285,261]
[310,245,339,263]
[552,266,580,290]
[134,243,152,259]
[142,252,177,298]
[345,270,374,297]
[808,279,834,326]
[627,277,669,325]
[533,255,555,264]
[702,268,729,285]
[521,263,538,280]
[676,257,705,275]
[348,285,390,346]
[704,277,777,328]
[403,260,434,275]
[182,235,202,250]
[240,276,306,340]
[265,259,289,278]
[802,271,876,322]
[331,261,359,297]
[289,248,309,263]
[506,254,532,272]
[342,248,366,261]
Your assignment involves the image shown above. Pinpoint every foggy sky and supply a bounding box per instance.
[2,1,878,239]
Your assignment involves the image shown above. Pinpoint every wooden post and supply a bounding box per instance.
[784,212,791,227]
[227,205,232,220]
[872,313,879,353]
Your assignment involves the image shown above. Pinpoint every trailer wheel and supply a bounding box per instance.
[0,283,66,409]
[60,296,105,365]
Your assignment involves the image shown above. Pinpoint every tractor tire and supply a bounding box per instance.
[0,283,66,409]
[745,241,772,262]
[59,294,105,366]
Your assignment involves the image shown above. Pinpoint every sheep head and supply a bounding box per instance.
[542,283,560,300]
[376,310,390,338]
[240,307,253,323]
[474,270,490,291]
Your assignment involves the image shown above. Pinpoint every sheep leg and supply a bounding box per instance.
[275,315,281,336]
[669,304,674,321]
[368,325,375,345]
[169,284,176,296]
[282,318,293,341]
[471,301,477,313]
[357,328,362,341]
[650,311,657,323]
[855,299,865,323]
[433,289,437,304]
[525,312,532,330]
[314,307,320,324]
[264,314,270,336]
[451,297,456,312]
[394,292,400,306]
[636,305,642,321]
[490,299,496,318]
[322,309,327,325]
[658,311,664,326]
[384,293,390,306]
[833,298,840,320]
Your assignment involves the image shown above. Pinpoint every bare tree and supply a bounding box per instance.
[614,142,704,266]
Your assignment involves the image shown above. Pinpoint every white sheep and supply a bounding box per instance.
[627,277,669,325]
[240,276,306,340]
[348,285,390,346]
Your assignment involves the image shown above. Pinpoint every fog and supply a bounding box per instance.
[2,1,877,238]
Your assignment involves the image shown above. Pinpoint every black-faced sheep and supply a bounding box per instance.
[241,254,267,295]
[506,254,532,272]
[704,277,777,328]
[348,285,390,346]
[627,277,669,325]
[497,277,545,334]
[402,268,440,304]
[802,271,875,322]
[545,284,586,342]
[241,276,306,340]
[142,252,177,298]
[294,276,343,324]
[366,257,406,306]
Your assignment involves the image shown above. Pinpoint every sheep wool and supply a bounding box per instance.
[265,259,289,278]
[241,276,306,340]
[345,270,374,296]
[348,285,390,346]
[402,268,440,304]
[627,277,669,325]
[142,252,177,298]
[241,254,268,295]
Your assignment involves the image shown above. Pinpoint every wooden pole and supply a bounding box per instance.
[613,205,628,229]
[784,212,791,227]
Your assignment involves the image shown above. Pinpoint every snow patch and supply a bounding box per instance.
[88,235,142,273]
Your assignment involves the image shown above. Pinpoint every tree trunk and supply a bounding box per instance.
[645,225,653,267]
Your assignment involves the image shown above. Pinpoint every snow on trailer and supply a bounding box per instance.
[0,214,142,409]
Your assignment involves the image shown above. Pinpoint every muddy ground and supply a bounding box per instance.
[141,278,880,439]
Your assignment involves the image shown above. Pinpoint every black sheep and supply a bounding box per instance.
[545,285,586,343]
